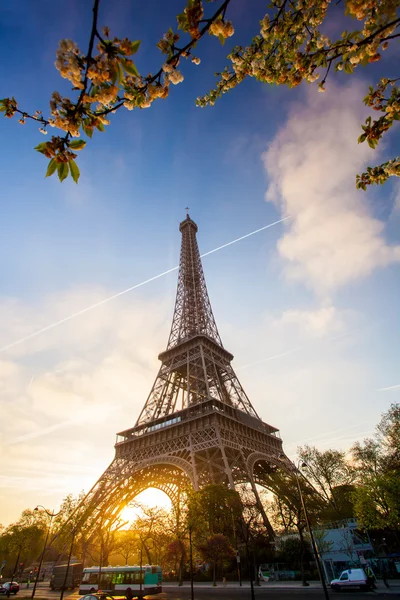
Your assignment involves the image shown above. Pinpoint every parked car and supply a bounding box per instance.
[330,568,371,591]
[0,582,20,595]
[79,594,115,600]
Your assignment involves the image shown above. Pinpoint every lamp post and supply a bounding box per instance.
[281,457,330,600]
[31,506,60,600]
[59,526,77,600]
[230,506,242,587]
[188,525,194,600]
[7,547,22,598]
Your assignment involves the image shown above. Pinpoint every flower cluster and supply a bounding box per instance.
[196,0,400,189]
[2,0,398,187]
[36,136,77,162]
[34,137,86,182]
[55,39,84,88]
[199,0,399,107]
[157,30,181,57]
[209,19,235,38]
[177,0,204,40]
[0,97,17,118]
[47,92,79,137]
[357,157,400,190]
[168,70,185,84]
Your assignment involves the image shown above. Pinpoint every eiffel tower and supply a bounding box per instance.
[73,214,288,536]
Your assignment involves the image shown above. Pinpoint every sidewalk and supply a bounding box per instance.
[162,579,400,594]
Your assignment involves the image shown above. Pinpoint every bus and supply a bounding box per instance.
[258,565,272,582]
[50,563,83,590]
[79,565,162,597]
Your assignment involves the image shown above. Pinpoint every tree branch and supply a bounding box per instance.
[76,0,101,109]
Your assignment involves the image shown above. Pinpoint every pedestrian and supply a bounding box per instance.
[222,576,227,587]
[125,587,133,600]
[365,565,376,590]
[381,564,390,589]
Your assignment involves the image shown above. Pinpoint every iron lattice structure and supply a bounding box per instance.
[72,215,289,536]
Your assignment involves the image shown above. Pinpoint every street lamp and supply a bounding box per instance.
[188,525,194,600]
[280,457,330,600]
[60,526,77,600]
[31,506,60,600]
[8,547,22,598]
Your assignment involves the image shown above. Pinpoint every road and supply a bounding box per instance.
[152,590,395,600]
[16,583,399,600]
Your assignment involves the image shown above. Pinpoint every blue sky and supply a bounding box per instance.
[0,0,399,526]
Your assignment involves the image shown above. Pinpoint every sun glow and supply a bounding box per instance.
[119,488,172,527]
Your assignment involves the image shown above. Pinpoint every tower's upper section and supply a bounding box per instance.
[166,214,223,350]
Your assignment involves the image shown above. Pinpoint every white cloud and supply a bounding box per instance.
[274,305,346,337]
[263,81,400,295]
[0,286,171,525]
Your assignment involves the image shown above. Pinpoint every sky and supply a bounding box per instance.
[0,0,399,527]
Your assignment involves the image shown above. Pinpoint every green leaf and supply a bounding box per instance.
[82,124,93,138]
[343,62,354,74]
[34,142,48,154]
[117,61,125,85]
[130,40,141,55]
[124,60,139,77]
[57,162,69,182]
[218,34,225,46]
[69,159,80,184]
[177,13,188,31]
[96,121,105,132]
[45,158,57,178]
[69,139,86,150]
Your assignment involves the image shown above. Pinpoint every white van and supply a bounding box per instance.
[330,568,371,591]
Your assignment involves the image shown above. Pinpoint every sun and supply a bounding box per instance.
[118,488,172,527]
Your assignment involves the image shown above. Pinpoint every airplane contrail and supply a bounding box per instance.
[237,346,303,370]
[0,216,290,355]
[377,383,400,392]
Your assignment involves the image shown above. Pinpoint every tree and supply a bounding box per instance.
[336,528,358,563]
[187,484,242,545]
[298,446,356,520]
[276,535,312,565]
[1,0,398,185]
[115,504,175,574]
[114,529,138,565]
[267,477,317,586]
[0,511,47,578]
[237,485,275,598]
[165,539,186,584]
[98,520,125,567]
[376,403,400,468]
[351,404,400,531]
[198,534,235,586]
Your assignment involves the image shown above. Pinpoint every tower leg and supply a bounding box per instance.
[189,433,199,490]
[249,476,275,539]
[216,426,236,489]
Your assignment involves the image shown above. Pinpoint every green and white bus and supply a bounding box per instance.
[79,565,162,597]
